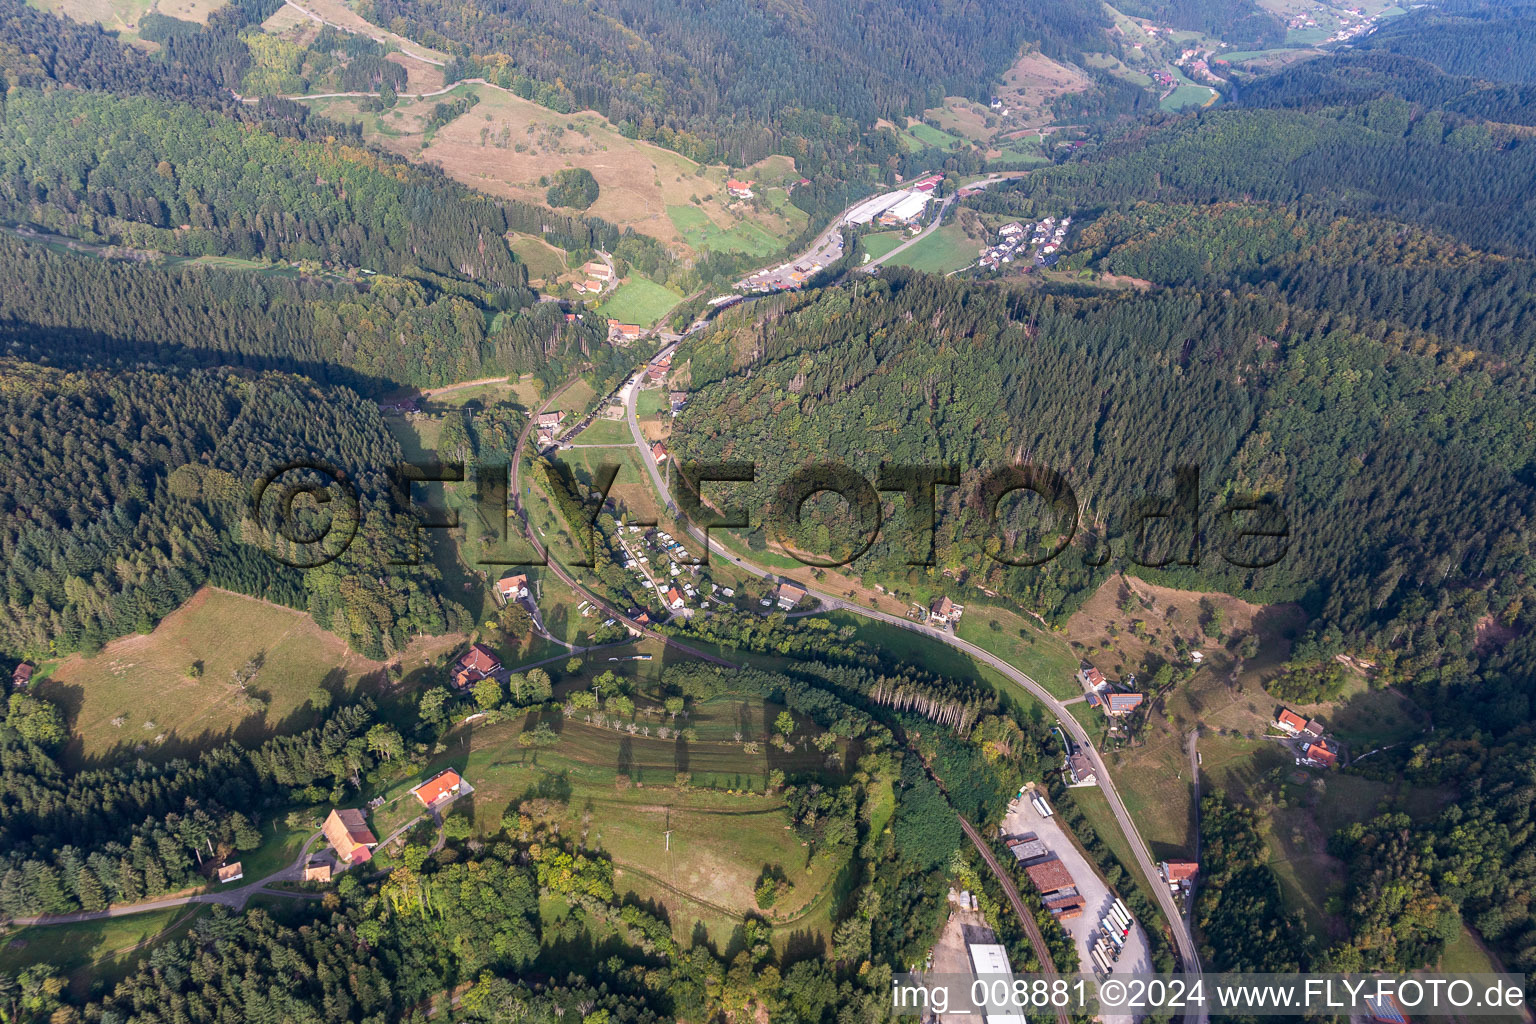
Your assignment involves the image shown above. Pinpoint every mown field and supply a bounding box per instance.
[667,202,800,257]
[405,704,849,945]
[568,415,634,446]
[597,277,685,327]
[37,588,458,767]
[884,223,977,274]
[859,231,908,261]
[955,603,1082,700]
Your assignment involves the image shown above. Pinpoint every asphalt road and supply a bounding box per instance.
[621,368,1206,998]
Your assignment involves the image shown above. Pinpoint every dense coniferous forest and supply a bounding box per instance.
[355,0,1112,166]
[0,361,446,659]
[674,271,1536,700]
[0,236,613,391]
[1113,0,1284,49]
[1354,3,1536,83]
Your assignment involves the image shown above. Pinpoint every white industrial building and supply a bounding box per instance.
[884,191,931,223]
[967,944,1028,1024]
[844,190,910,225]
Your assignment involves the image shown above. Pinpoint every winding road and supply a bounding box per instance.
[620,359,1206,997]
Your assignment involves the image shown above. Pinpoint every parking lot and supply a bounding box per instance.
[1003,793,1150,1024]
[736,225,845,292]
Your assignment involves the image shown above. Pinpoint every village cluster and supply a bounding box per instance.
[204,768,473,889]
[976,216,1071,273]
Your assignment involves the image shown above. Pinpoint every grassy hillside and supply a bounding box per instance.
[404,700,850,945]
[37,588,461,767]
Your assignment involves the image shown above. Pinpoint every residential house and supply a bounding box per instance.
[726,178,755,199]
[379,396,420,414]
[451,643,501,690]
[663,588,686,611]
[497,573,529,603]
[928,595,960,625]
[1301,719,1325,740]
[775,583,807,610]
[646,358,671,381]
[536,411,564,431]
[581,260,613,282]
[1078,665,1106,690]
[1067,751,1097,784]
[411,769,463,808]
[1104,693,1144,716]
[322,808,379,866]
[1303,742,1338,768]
[215,862,244,884]
[669,390,688,414]
[11,663,33,690]
[608,320,643,342]
[1161,860,1199,888]
[650,441,669,464]
[1025,858,1075,894]
[1275,708,1308,734]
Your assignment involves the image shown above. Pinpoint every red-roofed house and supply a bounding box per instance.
[608,319,643,342]
[1161,860,1199,885]
[1079,665,1105,689]
[663,587,686,611]
[497,574,529,603]
[726,178,755,199]
[650,441,669,464]
[1276,708,1308,734]
[411,769,463,808]
[1304,742,1338,768]
[452,643,501,690]
[322,808,378,866]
